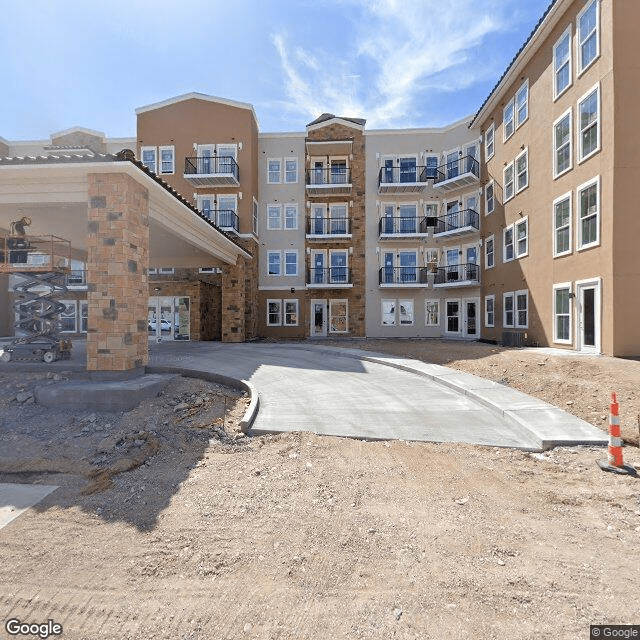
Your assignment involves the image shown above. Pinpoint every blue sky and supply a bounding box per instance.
[0,0,551,140]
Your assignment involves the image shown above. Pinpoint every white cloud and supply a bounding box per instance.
[271,0,516,127]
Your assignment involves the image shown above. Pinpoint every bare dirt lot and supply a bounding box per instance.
[1,342,639,640]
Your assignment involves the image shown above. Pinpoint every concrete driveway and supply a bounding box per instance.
[148,342,607,451]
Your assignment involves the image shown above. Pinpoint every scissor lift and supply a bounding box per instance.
[0,223,73,363]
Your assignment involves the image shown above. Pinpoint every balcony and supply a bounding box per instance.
[184,156,239,186]
[379,267,429,287]
[378,217,429,239]
[378,166,433,194]
[433,209,480,238]
[433,263,480,288]
[433,156,479,192]
[306,267,353,288]
[306,217,351,240]
[204,209,239,233]
[306,167,352,196]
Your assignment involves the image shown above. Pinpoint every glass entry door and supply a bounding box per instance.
[463,298,479,338]
[148,296,191,341]
[311,299,327,337]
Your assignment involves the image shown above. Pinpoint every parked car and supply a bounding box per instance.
[148,319,172,332]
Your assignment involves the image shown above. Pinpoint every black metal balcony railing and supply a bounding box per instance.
[66,269,87,286]
[434,263,480,285]
[379,266,429,286]
[185,156,239,180]
[433,156,480,184]
[306,217,351,236]
[306,267,352,286]
[378,217,429,236]
[433,209,480,235]
[378,165,430,186]
[203,209,239,232]
[306,167,351,186]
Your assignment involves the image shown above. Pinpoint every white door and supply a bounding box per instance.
[311,300,327,337]
[576,280,600,353]
[197,145,214,174]
[463,298,480,338]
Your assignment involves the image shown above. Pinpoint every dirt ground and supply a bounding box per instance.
[1,342,639,640]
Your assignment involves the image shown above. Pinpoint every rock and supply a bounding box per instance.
[134,439,145,446]
[566,401,574,406]
[88,414,97,423]
[174,403,190,412]
[497,559,506,566]
[16,391,33,403]
[52,373,63,381]
[243,623,252,633]
[393,607,402,620]
[367,528,376,534]
[192,396,204,407]
[455,497,469,505]
[305,462,312,470]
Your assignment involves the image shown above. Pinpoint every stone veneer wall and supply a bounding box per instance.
[86,172,149,371]
[306,123,366,336]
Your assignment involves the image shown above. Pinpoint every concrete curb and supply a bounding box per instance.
[270,343,608,451]
[145,366,260,434]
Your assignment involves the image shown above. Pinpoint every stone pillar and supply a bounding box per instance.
[86,172,149,371]
[221,257,246,342]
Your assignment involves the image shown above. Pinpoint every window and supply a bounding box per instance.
[267,205,281,230]
[485,124,495,160]
[554,109,572,177]
[515,148,528,193]
[267,251,281,276]
[553,284,572,343]
[267,158,281,183]
[141,147,156,173]
[399,300,414,325]
[382,300,396,326]
[485,235,495,269]
[158,268,174,274]
[253,199,259,235]
[578,177,600,249]
[60,300,78,333]
[578,85,600,161]
[503,226,514,262]
[425,300,439,327]
[485,296,495,328]
[553,193,572,257]
[284,251,297,276]
[485,181,495,214]
[80,302,88,333]
[329,204,348,235]
[578,0,599,74]
[285,158,298,183]
[425,155,439,179]
[503,99,515,141]
[446,300,460,334]
[267,300,282,326]
[504,162,514,201]
[515,80,528,128]
[284,204,298,230]
[284,300,299,326]
[329,299,348,333]
[425,248,438,274]
[159,146,174,174]
[515,290,529,329]
[503,293,514,328]
[330,250,348,284]
[554,26,572,98]
[515,218,528,258]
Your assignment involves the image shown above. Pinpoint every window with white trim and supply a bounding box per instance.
[485,295,495,328]
[329,299,348,333]
[503,293,514,328]
[553,193,572,257]
[267,300,282,326]
[515,148,528,193]
[425,248,438,274]
[504,162,514,201]
[554,26,572,99]
[578,177,599,249]
[267,251,281,276]
[383,299,415,326]
[267,205,281,230]
[578,0,599,74]
[578,85,600,161]
[284,251,297,276]
[446,299,461,334]
[503,226,514,263]
[141,147,157,173]
[503,99,515,141]
[80,301,88,333]
[553,284,572,343]
[425,300,439,327]
[285,158,298,183]
[60,300,78,333]
[515,290,529,329]
[284,300,299,326]
[284,204,298,230]
[485,181,495,214]
[267,158,281,183]
[485,235,495,269]
[485,124,495,160]
[159,145,174,174]
[554,109,572,177]
[267,299,299,326]
[515,80,528,128]
[515,218,528,258]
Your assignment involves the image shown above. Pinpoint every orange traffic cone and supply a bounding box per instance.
[597,392,637,476]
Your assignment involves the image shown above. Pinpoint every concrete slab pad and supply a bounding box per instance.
[467,386,552,412]
[0,483,58,529]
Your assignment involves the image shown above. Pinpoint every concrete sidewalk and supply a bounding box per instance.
[147,342,608,451]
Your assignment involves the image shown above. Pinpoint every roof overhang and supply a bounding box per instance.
[305,139,354,156]
[0,161,250,267]
[306,117,365,134]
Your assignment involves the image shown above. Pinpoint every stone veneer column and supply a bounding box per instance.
[86,172,149,371]
[221,257,247,342]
